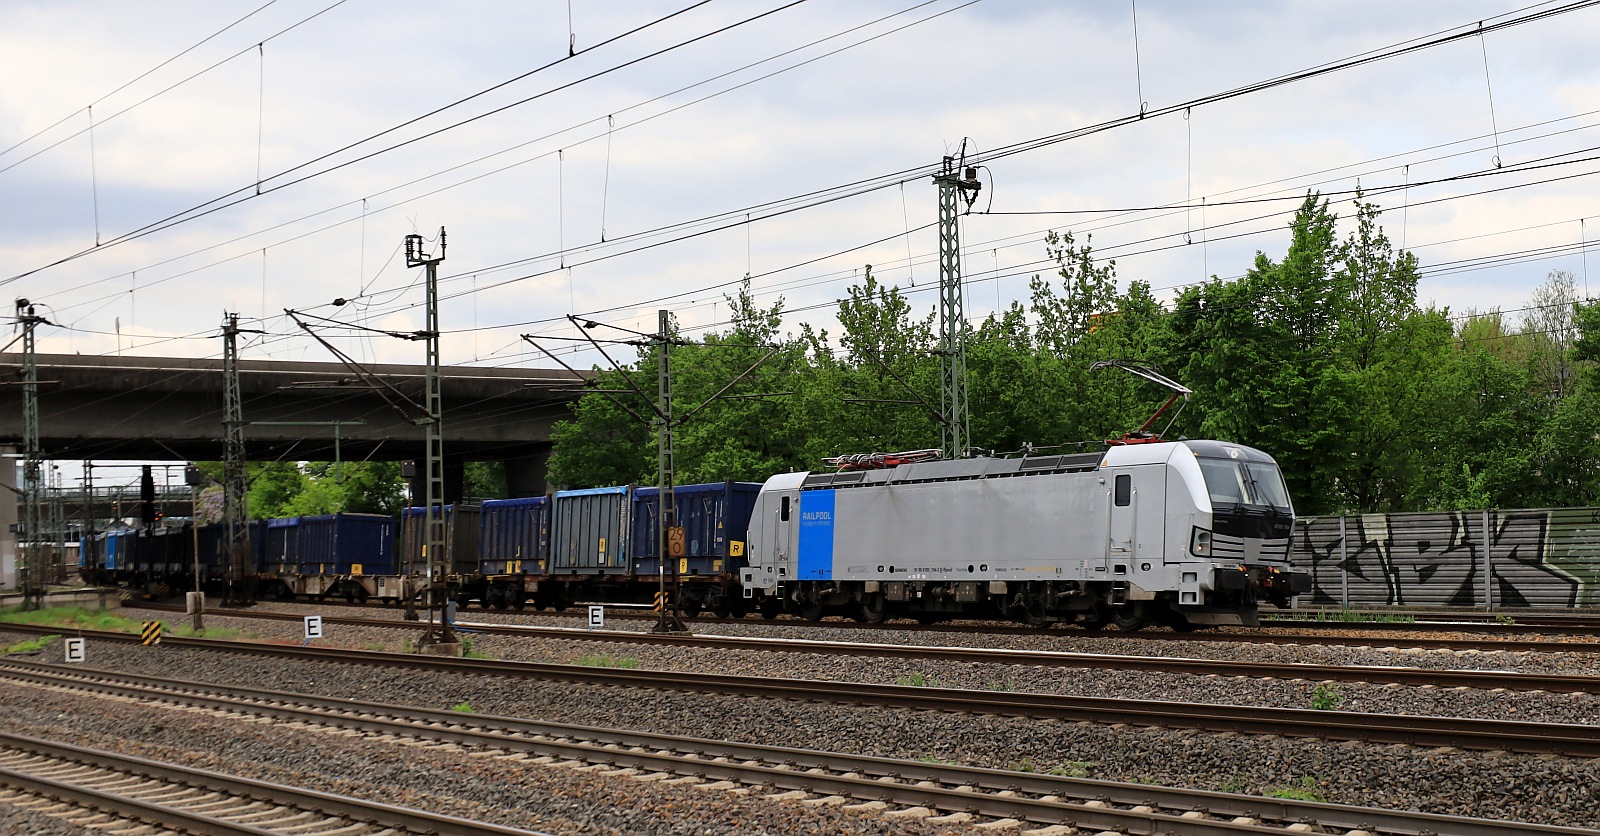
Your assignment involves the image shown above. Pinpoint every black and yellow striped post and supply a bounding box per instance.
[652,591,664,612]
[140,621,164,646]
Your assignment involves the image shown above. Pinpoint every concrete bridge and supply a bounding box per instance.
[0,353,587,499]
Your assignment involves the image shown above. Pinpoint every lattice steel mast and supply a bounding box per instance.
[933,153,982,459]
[653,309,685,634]
[221,313,257,607]
[405,229,455,646]
[15,300,47,609]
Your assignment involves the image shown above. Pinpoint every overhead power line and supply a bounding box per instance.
[2,0,809,284]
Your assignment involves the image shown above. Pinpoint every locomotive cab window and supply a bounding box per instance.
[780,496,791,521]
[1113,474,1131,506]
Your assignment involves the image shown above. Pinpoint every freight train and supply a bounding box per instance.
[80,440,1310,628]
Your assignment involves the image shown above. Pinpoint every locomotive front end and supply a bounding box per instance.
[1178,440,1311,611]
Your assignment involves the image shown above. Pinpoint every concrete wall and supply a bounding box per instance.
[1291,507,1600,609]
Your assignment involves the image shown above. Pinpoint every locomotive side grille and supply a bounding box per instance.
[1258,537,1291,559]
[1211,533,1247,558]
[1210,534,1292,561]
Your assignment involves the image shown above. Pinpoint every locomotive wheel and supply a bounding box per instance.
[797,598,824,622]
[758,597,781,620]
[1110,602,1147,631]
[854,592,887,624]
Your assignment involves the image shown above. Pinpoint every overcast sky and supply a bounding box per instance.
[4,1,1600,490]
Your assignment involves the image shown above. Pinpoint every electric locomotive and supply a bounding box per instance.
[739,439,1310,629]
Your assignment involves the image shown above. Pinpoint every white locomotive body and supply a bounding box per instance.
[740,439,1309,629]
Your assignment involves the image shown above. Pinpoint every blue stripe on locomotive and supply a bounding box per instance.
[479,496,550,575]
[631,481,762,576]
[797,489,836,580]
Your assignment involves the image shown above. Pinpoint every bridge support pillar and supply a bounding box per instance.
[1,446,16,589]
[504,451,550,498]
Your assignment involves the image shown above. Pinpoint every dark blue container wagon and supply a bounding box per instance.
[398,504,484,604]
[632,481,761,616]
[298,513,396,576]
[478,496,550,609]
[263,517,300,574]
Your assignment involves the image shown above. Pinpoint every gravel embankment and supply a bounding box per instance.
[109,602,1600,726]
[3,625,1599,829]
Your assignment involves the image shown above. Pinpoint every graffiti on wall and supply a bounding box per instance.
[1293,508,1600,608]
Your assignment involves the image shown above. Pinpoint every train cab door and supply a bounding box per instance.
[1108,467,1166,566]
[773,490,795,574]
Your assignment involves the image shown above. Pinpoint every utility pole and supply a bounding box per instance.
[49,465,65,583]
[15,299,47,610]
[404,229,454,646]
[933,152,982,459]
[653,309,686,634]
[221,313,257,607]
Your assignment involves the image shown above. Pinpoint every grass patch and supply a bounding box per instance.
[0,606,143,633]
[915,755,958,765]
[1008,757,1040,773]
[461,638,493,660]
[450,701,476,713]
[575,653,638,669]
[1217,776,1250,794]
[3,635,59,655]
[1047,761,1095,778]
[1266,776,1326,802]
[362,643,388,652]
[895,671,959,688]
[1309,683,1343,711]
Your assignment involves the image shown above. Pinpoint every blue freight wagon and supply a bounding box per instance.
[632,481,761,616]
[263,517,300,574]
[631,481,761,576]
[480,497,551,574]
[478,496,550,609]
[395,502,480,582]
[103,529,133,572]
[551,486,631,574]
[197,519,269,575]
[297,513,396,576]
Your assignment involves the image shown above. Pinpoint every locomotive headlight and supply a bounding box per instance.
[1190,527,1212,556]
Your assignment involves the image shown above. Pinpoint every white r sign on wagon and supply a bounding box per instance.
[304,615,324,640]
[587,605,604,630]
[64,638,85,664]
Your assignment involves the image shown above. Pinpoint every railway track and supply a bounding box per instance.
[217,594,1600,644]
[5,622,1600,758]
[0,727,546,835]
[1,657,1592,836]
[136,603,1600,693]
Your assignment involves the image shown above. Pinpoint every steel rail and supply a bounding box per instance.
[2,659,1592,836]
[132,603,1600,692]
[3,623,1598,757]
[170,596,1600,644]
[0,729,550,835]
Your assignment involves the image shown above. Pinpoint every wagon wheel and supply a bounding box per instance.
[758,597,782,620]
[1109,601,1147,631]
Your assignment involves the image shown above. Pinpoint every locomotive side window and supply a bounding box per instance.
[1114,474,1131,506]
[781,496,791,521]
